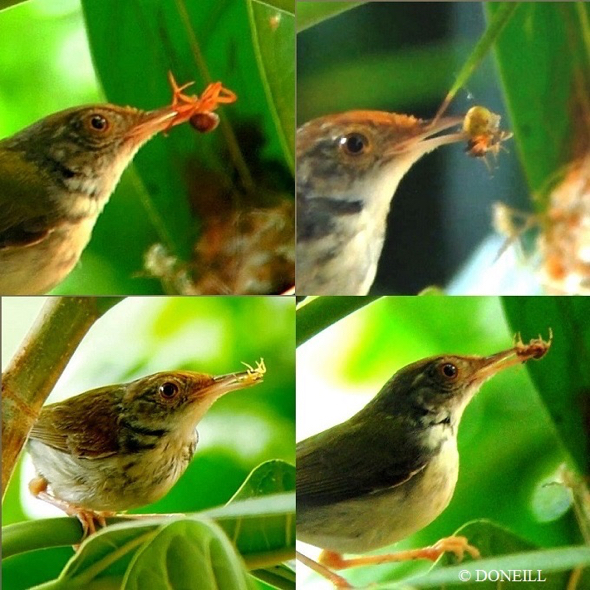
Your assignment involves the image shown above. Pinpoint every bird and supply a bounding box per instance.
[296,336,550,587]
[296,110,468,295]
[27,362,265,537]
[0,73,236,295]
[0,104,178,295]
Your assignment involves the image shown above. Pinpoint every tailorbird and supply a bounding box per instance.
[296,111,469,295]
[27,362,264,537]
[0,75,235,295]
[296,335,551,587]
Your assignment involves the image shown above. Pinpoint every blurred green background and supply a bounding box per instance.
[296,296,587,588]
[0,0,294,295]
[1,296,295,588]
[298,2,589,296]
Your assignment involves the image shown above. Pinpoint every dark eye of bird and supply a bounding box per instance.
[89,114,109,131]
[339,132,369,156]
[159,382,179,399]
[440,363,458,379]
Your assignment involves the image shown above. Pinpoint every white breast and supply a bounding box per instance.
[298,436,460,554]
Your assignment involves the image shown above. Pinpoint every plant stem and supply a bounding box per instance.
[1,297,123,498]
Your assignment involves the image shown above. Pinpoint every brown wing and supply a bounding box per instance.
[29,385,123,459]
[297,416,428,507]
[0,150,55,248]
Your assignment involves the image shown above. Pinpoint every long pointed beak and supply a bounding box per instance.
[389,115,467,158]
[469,333,552,386]
[472,347,527,382]
[189,360,266,403]
[127,106,178,141]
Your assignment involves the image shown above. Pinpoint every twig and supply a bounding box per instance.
[1,297,123,498]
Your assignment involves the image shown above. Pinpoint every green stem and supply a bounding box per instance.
[1,297,123,498]
[244,547,295,570]
[433,2,521,122]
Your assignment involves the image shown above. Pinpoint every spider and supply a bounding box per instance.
[166,71,237,133]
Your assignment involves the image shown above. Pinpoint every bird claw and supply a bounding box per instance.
[71,507,113,539]
[427,536,481,561]
[29,476,113,542]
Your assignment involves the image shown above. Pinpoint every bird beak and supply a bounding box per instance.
[469,335,551,385]
[473,348,527,382]
[189,360,266,403]
[210,368,265,395]
[127,106,179,141]
[390,115,467,157]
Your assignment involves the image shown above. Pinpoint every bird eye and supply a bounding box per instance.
[440,363,458,380]
[88,114,109,132]
[159,382,179,399]
[339,132,370,156]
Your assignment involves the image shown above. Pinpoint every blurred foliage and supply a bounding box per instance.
[296,2,365,33]
[1,296,295,589]
[296,296,379,346]
[297,2,469,124]
[502,297,590,475]
[297,296,587,588]
[0,0,294,295]
[488,2,590,204]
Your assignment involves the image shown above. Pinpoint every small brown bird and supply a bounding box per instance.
[27,363,264,536]
[0,73,236,295]
[0,105,178,295]
[296,111,467,295]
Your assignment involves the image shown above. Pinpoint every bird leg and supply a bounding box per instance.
[320,536,480,570]
[296,551,354,589]
[29,476,115,539]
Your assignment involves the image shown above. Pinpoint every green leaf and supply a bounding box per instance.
[487,2,590,202]
[0,0,26,8]
[501,297,590,474]
[296,296,380,347]
[2,548,74,590]
[250,564,295,590]
[229,460,295,502]
[435,2,521,119]
[297,2,366,33]
[4,495,295,589]
[434,3,520,121]
[247,0,295,171]
[122,520,256,590]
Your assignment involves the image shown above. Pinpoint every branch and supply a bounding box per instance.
[1,297,123,497]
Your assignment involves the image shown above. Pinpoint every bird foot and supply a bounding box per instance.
[421,536,481,562]
[318,536,480,572]
[29,476,115,540]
